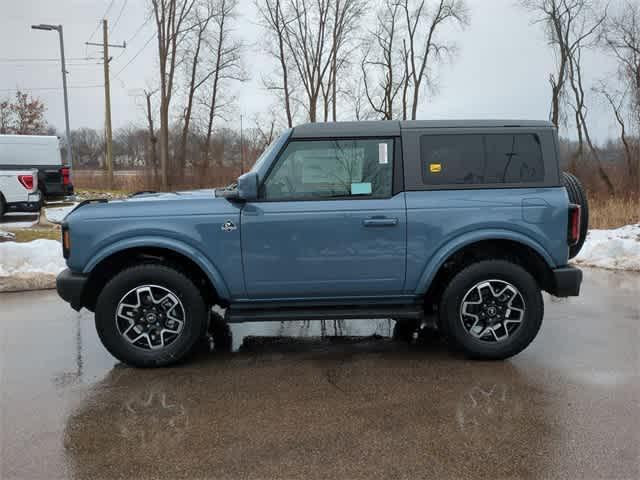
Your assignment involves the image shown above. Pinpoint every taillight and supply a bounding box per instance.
[18,174,34,191]
[568,203,581,246]
[61,166,70,185]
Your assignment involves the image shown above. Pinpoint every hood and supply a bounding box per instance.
[66,188,236,222]
[117,188,218,202]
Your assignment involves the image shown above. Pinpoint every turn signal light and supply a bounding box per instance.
[62,227,71,258]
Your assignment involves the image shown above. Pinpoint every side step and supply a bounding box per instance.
[225,304,424,323]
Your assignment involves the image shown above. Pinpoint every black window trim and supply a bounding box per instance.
[256,136,403,203]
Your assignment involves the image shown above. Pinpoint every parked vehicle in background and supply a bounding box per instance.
[0,135,73,200]
[0,168,41,217]
[56,120,588,367]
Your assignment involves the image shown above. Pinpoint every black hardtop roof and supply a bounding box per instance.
[290,119,554,138]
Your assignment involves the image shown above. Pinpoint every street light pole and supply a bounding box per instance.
[31,24,73,171]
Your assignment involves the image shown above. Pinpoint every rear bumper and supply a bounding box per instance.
[549,266,583,297]
[56,268,88,311]
[6,191,42,212]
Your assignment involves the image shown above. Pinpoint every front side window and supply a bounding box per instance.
[421,133,544,186]
[261,138,394,200]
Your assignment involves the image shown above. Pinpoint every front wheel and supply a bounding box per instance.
[439,260,543,360]
[95,264,208,367]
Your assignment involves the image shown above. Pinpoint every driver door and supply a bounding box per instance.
[240,137,406,299]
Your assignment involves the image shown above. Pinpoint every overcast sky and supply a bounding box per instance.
[0,0,623,142]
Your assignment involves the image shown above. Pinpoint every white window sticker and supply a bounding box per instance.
[378,143,388,164]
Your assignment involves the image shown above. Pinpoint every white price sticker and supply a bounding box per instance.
[378,143,388,164]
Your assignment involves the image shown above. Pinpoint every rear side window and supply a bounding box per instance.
[420,134,544,186]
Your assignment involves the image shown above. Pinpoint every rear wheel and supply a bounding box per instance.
[562,172,589,259]
[95,264,208,367]
[0,194,5,218]
[439,260,543,360]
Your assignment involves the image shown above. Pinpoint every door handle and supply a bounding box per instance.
[363,217,398,227]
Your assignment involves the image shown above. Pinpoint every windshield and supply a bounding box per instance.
[250,129,291,175]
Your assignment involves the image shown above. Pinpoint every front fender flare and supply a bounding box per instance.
[414,229,557,295]
[83,236,231,301]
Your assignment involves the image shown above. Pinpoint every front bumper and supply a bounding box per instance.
[56,268,88,311]
[549,266,583,297]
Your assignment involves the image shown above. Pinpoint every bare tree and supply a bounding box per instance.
[603,1,640,127]
[401,0,468,120]
[144,89,159,173]
[0,99,10,134]
[257,0,295,127]
[521,0,602,129]
[178,0,217,168]
[361,0,405,119]
[200,0,244,165]
[522,0,614,193]
[258,0,364,124]
[151,0,197,189]
[326,0,365,121]
[361,0,467,121]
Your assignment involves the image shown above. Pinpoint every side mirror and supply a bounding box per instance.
[237,171,259,202]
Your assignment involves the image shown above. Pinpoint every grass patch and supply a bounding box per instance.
[9,228,61,243]
[588,195,640,229]
[75,189,129,199]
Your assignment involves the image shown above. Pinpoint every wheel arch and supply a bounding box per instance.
[81,239,230,311]
[416,231,556,306]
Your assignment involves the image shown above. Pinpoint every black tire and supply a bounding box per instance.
[393,319,418,342]
[439,260,543,360]
[95,263,208,368]
[201,310,233,352]
[562,172,589,259]
[0,194,5,218]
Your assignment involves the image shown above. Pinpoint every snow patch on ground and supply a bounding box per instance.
[45,203,77,224]
[0,239,66,276]
[574,224,640,271]
[0,230,16,241]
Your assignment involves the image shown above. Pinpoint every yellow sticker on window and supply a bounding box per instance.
[430,163,442,173]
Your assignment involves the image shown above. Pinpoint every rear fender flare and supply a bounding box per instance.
[414,229,556,295]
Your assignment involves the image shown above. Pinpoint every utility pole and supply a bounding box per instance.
[86,20,125,189]
[31,24,73,172]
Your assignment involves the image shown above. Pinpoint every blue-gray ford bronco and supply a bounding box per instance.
[57,120,587,367]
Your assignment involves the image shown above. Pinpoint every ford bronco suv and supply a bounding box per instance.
[56,120,587,367]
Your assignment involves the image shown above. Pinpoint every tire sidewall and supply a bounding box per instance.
[440,261,543,359]
[95,264,207,367]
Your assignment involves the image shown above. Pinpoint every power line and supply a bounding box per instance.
[111,0,129,33]
[0,57,98,63]
[113,32,155,77]
[114,16,152,62]
[87,0,117,42]
[127,16,152,45]
[0,85,104,92]
[6,62,102,68]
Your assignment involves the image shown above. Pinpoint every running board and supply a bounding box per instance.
[225,304,423,323]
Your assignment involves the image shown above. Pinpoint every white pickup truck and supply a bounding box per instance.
[0,169,41,218]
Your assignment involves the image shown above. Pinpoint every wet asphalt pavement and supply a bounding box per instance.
[1,268,638,479]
